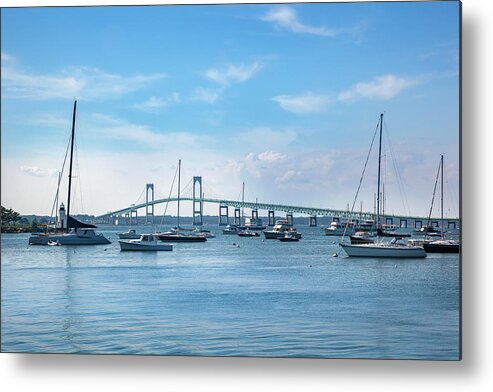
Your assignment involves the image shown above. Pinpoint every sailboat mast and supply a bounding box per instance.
[376,113,383,231]
[441,154,444,240]
[177,159,181,228]
[241,181,245,225]
[66,100,77,233]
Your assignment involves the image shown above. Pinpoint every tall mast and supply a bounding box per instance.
[441,154,444,240]
[241,181,245,226]
[376,113,383,232]
[66,100,77,233]
[177,159,181,228]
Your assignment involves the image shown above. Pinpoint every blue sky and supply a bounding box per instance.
[1,1,460,218]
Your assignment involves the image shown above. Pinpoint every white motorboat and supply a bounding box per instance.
[263,220,302,239]
[339,113,426,259]
[237,229,260,237]
[28,101,110,246]
[192,228,215,238]
[278,232,300,242]
[118,229,141,239]
[324,221,356,236]
[222,224,240,234]
[119,234,173,251]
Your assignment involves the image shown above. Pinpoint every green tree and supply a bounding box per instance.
[1,206,20,226]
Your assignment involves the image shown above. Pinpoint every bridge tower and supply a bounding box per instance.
[309,215,318,227]
[193,176,203,226]
[145,183,154,224]
[130,207,138,226]
[219,204,229,226]
[286,212,294,227]
[234,208,241,226]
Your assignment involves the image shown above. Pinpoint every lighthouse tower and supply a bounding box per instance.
[58,203,67,230]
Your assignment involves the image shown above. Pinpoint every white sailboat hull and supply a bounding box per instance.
[340,243,427,258]
[119,240,173,251]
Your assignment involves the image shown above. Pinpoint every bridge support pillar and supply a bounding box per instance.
[309,215,317,227]
[286,213,293,227]
[145,183,154,225]
[234,208,241,226]
[192,176,203,226]
[219,205,229,226]
[251,209,258,220]
[130,209,138,226]
[268,210,275,226]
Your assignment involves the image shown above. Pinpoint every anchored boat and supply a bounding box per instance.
[339,113,426,258]
[28,101,110,246]
[119,234,173,251]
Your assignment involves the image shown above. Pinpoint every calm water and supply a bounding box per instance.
[1,226,460,359]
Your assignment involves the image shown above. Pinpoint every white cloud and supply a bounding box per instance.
[271,92,331,114]
[192,87,223,104]
[133,93,180,111]
[261,6,336,37]
[204,62,262,86]
[237,127,297,150]
[20,166,58,177]
[338,74,416,101]
[2,54,166,101]
[275,169,305,185]
[84,113,205,148]
[258,151,287,163]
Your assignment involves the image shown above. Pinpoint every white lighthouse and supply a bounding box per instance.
[58,203,67,229]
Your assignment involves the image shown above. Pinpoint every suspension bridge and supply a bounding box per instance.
[94,177,460,230]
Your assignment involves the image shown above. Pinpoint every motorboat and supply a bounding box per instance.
[222,224,240,234]
[278,232,300,242]
[118,229,141,239]
[324,221,356,236]
[237,229,259,237]
[263,220,302,239]
[193,228,215,238]
[119,234,173,251]
[239,217,266,231]
[423,239,460,253]
[350,231,375,244]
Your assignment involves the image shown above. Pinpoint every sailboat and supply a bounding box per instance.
[29,101,110,245]
[340,113,426,258]
[156,159,207,242]
[422,155,460,253]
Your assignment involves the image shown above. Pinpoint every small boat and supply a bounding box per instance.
[155,160,207,243]
[420,155,460,253]
[237,229,259,237]
[350,231,375,244]
[47,240,61,246]
[324,221,356,236]
[193,228,215,238]
[263,220,302,239]
[278,232,300,242]
[119,234,173,251]
[423,239,460,253]
[239,217,266,231]
[118,229,140,239]
[222,224,240,234]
